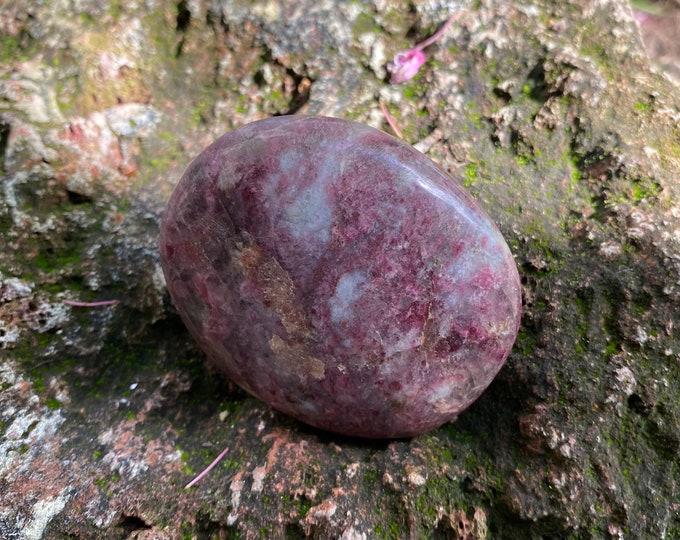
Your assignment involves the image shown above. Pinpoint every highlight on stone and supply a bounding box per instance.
[159,115,521,438]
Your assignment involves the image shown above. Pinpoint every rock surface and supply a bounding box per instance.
[160,116,521,438]
[1,0,680,538]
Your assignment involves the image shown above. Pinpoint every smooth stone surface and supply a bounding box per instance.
[159,115,521,438]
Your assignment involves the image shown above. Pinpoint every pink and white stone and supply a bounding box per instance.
[159,115,521,438]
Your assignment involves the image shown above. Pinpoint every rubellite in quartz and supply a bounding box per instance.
[159,115,521,439]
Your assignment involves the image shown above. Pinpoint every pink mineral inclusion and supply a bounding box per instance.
[159,115,521,438]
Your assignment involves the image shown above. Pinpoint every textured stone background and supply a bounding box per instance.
[1,0,680,538]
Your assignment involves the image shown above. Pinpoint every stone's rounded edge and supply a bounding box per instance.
[159,115,522,439]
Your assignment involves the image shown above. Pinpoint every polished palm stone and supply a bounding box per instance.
[159,115,521,438]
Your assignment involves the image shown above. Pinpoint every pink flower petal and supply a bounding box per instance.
[386,12,460,85]
[387,49,426,84]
